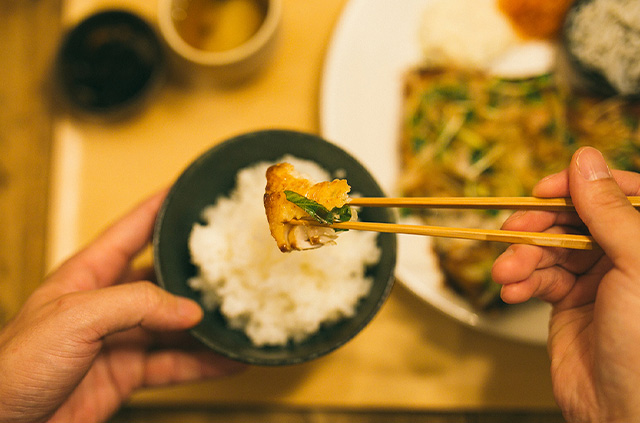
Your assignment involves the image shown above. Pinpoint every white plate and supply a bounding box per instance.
[320,0,551,344]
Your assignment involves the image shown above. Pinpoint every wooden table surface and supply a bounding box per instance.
[1,0,565,421]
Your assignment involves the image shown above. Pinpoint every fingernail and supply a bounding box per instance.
[537,171,560,185]
[494,247,514,266]
[576,147,612,181]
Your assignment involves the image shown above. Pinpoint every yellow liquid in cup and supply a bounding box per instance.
[173,0,267,52]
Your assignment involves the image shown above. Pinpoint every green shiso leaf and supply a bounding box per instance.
[284,190,351,229]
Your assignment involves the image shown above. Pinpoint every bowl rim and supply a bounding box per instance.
[153,129,397,365]
[157,0,282,66]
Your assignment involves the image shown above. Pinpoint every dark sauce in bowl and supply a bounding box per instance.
[55,10,165,117]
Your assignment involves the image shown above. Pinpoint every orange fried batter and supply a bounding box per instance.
[264,163,351,252]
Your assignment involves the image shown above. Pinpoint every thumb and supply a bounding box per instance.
[570,147,640,261]
[68,282,204,342]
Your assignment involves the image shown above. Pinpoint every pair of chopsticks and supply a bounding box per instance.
[292,196,640,250]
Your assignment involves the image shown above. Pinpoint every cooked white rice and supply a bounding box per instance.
[188,156,381,346]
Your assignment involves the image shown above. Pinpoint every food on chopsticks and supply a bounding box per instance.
[399,66,640,309]
[264,162,354,252]
[188,157,379,346]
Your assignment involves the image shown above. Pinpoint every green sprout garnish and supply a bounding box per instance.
[284,190,351,230]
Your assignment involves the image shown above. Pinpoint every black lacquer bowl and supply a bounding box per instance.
[153,129,397,365]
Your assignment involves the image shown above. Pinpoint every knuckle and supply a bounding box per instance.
[131,280,166,310]
[51,292,79,316]
[584,184,628,212]
[133,279,157,298]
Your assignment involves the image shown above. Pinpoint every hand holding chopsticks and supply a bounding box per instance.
[293,196,640,250]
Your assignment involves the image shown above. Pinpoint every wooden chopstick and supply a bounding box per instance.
[289,220,597,250]
[348,196,640,211]
[287,195,640,249]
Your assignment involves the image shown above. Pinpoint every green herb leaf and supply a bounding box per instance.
[284,190,351,228]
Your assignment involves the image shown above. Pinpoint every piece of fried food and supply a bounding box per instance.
[264,162,351,252]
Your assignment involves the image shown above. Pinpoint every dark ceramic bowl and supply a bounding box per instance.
[55,10,165,118]
[153,130,396,366]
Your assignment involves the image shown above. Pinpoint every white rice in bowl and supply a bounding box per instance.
[187,156,381,347]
